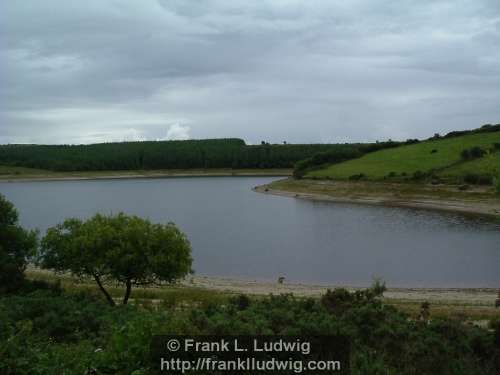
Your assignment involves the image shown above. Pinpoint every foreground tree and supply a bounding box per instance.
[39,213,192,305]
[0,194,38,293]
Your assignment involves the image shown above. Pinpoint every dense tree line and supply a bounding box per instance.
[0,138,360,171]
[433,123,500,140]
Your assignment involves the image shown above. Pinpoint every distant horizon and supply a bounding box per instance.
[1,122,498,147]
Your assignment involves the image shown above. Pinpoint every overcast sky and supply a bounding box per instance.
[1,1,500,145]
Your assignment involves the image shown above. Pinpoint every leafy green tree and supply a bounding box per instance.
[0,194,38,294]
[39,213,192,305]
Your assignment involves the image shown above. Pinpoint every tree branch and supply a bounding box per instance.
[123,278,132,305]
[93,273,115,306]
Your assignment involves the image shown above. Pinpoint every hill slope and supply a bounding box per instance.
[307,131,500,183]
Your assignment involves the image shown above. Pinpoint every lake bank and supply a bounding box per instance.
[187,276,500,322]
[0,167,292,182]
[186,275,498,303]
[26,268,500,321]
[255,178,500,218]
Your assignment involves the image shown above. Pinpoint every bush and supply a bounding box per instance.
[231,294,251,311]
[443,123,500,139]
[412,170,427,180]
[348,173,366,181]
[1,287,499,374]
[405,139,420,145]
[463,173,493,185]
[461,146,487,161]
[0,194,38,294]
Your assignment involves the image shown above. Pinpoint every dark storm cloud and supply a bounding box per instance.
[1,0,499,144]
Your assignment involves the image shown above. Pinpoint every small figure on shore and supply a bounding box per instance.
[277,276,285,285]
[419,301,430,323]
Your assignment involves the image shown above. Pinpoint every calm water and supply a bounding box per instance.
[1,177,499,288]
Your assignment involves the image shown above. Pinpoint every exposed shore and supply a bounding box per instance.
[186,276,500,323]
[0,168,292,182]
[26,268,500,320]
[186,275,498,305]
[254,178,500,218]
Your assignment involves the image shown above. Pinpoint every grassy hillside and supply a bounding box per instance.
[437,152,500,180]
[307,131,500,182]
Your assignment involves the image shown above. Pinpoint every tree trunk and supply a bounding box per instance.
[123,279,132,305]
[93,274,115,306]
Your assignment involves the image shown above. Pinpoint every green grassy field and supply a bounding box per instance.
[0,165,52,176]
[437,151,500,180]
[307,132,500,181]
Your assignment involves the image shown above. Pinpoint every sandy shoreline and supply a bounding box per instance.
[0,169,291,183]
[253,182,500,218]
[27,267,499,306]
[185,276,499,308]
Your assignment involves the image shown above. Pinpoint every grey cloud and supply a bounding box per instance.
[1,0,499,144]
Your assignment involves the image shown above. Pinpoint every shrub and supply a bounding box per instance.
[412,170,427,180]
[321,281,385,316]
[230,294,251,311]
[349,173,366,181]
[1,287,499,374]
[463,174,477,184]
[0,194,38,294]
[463,173,493,185]
[431,177,442,185]
[461,146,487,160]
[404,139,420,145]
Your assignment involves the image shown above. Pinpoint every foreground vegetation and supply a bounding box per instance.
[2,278,499,374]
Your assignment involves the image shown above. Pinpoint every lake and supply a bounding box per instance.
[1,177,499,288]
